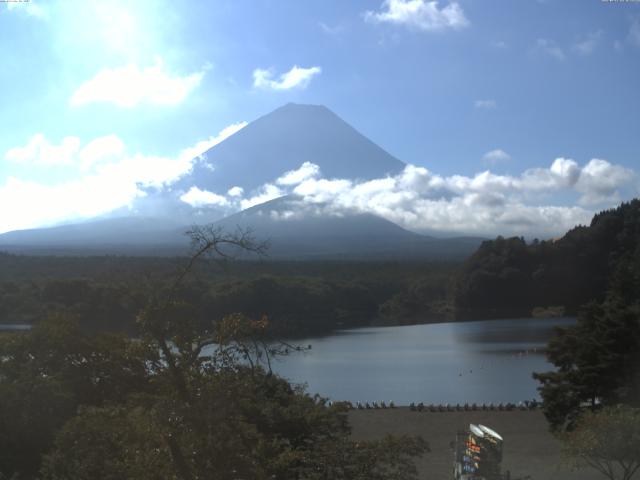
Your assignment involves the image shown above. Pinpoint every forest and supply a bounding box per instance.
[0,252,455,336]
[454,199,640,319]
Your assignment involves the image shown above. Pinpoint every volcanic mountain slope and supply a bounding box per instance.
[213,196,483,260]
[175,102,405,194]
[0,103,482,259]
[130,102,406,220]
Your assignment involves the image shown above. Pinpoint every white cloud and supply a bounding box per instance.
[180,186,229,208]
[6,1,48,19]
[272,159,636,238]
[573,30,602,56]
[293,178,353,202]
[535,38,565,61]
[364,0,469,32]
[2,144,636,238]
[474,99,497,109]
[70,57,207,107]
[483,149,511,165]
[253,65,322,91]
[240,184,284,210]
[5,134,80,166]
[228,186,244,197]
[575,159,634,205]
[0,122,245,233]
[276,161,321,186]
[490,40,507,49]
[78,135,125,171]
[0,175,141,234]
[549,157,581,186]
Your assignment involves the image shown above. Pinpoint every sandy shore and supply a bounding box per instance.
[348,408,601,480]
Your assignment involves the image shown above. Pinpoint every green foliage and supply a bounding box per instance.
[201,275,379,335]
[560,405,640,480]
[0,256,457,335]
[533,300,640,430]
[0,231,429,479]
[0,316,149,479]
[29,308,428,480]
[41,405,173,480]
[454,199,640,318]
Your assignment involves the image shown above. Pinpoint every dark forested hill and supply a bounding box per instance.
[454,199,640,319]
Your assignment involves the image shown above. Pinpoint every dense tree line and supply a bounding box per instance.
[509,201,640,433]
[454,199,640,319]
[0,255,457,336]
[0,314,428,479]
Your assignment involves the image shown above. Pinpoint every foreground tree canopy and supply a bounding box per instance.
[561,406,640,480]
[0,228,428,480]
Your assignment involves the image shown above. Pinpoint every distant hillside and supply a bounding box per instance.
[0,217,186,256]
[0,197,483,260]
[213,196,483,260]
[454,199,640,319]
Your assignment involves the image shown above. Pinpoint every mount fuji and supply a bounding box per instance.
[0,104,482,259]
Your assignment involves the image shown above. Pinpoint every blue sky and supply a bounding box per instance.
[0,0,639,236]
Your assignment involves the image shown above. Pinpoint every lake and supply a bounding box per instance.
[1,317,574,405]
[271,317,576,405]
[0,324,32,331]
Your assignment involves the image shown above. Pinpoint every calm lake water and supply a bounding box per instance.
[271,317,576,405]
[0,324,32,331]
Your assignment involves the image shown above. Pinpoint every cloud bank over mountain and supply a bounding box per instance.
[1,101,637,239]
[174,158,637,238]
[0,122,247,232]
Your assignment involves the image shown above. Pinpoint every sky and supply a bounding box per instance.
[0,0,639,237]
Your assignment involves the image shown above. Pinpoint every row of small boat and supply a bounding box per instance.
[409,401,539,412]
[354,401,396,409]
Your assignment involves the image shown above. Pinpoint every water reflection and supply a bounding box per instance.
[272,317,576,405]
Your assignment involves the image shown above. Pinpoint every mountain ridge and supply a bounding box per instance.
[0,103,482,260]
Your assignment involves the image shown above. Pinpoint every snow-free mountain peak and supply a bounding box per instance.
[0,104,482,259]
[171,102,405,196]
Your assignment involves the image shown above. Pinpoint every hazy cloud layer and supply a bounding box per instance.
[0,122,246,233]
[284,160,635,237]
[188,158,637,239]
[365,0,469,32]
[253,65,322,91]
[2,125,637,239]
[70,57,208,107]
